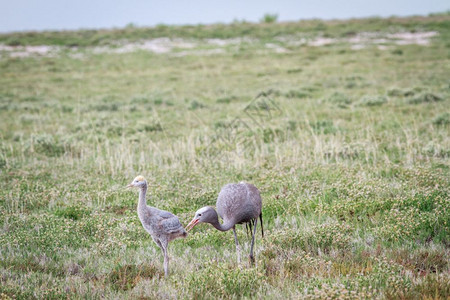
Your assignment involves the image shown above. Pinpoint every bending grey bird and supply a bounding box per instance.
[127,175,187,277]
[186,182,263,264]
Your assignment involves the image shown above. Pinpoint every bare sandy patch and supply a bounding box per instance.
[265,43,289,53]
[387,31,438,45]
[350,44,366,50]
[286,31,439,49]
[206,37,253,46]
[0,31,440,59]
[91,38,197,54]
[173,48,226,57]
[1,45,59,58]
[308,38,336,47]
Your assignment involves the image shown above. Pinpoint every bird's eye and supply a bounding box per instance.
[198,214,202,217]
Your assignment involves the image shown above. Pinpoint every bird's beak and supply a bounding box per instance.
[126,183,133,188]
[185,218,200,232]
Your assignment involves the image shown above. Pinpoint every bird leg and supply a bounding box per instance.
[249,218,258,265]
[259,213,264,238]
[161,243,169,277]
[233,226,241,264]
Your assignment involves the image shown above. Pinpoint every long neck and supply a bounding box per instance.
[210,211,235,232]
[138,184,148,209]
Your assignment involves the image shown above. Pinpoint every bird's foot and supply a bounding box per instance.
[248,255,255,265]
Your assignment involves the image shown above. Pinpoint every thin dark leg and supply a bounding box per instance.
[259,213,264,238]
[233,226,241,264]
[249,218,258,265]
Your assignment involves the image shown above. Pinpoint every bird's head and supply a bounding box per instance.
[186,206,217,231]
[127,175,147,189]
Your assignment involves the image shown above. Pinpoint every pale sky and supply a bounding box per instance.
[0,0,448,33]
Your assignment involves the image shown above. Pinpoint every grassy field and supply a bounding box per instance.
[0,14,449,299]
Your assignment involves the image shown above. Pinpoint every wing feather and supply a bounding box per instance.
[161,216,183,233]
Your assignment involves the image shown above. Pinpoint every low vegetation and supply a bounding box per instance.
[0,13,449,299]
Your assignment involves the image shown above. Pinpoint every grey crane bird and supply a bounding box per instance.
[186,182,263,264]
[127,175,187,277]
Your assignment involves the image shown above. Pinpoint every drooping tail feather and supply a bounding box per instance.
[259,213,264,238]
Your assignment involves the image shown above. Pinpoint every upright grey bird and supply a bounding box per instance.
[186,182,263,263]
[127,175,187,277]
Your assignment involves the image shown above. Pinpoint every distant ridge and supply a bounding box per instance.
[0,14,449,47]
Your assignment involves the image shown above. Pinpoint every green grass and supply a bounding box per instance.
[1,14,449,299]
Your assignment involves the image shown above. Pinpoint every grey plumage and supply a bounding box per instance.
[217,182,262,229]
[128,175,187,277]
[186,182,263,263]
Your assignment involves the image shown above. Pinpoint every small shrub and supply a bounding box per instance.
[358,95,387,106]
[302,281,377,299]
[260,13,278,24]
[422,142,450,158]
[400,274,450,299]
[310,120,337,134]
[326,92,352,107]
[287,68,302,74]
[310,222,353,251]
[188,100,206,110]
[216,96,238,104]
[54,204,90,220]
[153,98,163,105]
[0,157,6,169]
[92,103,119,111]
[131,96,149,104]
[107,264,160,291]
[287,120,297,131]
[407,93,442,104]
[285,89,311,99]
[432,112,450,126]
[144,122,163,132]
[387,88,415,97]
[262,128,284,143]
[345,81,357,89]
[22,95,41,102]
[214,120,227,129]
[391,248,448,274]
[30,134,66,157]
[107,126,123,136]
[6,38,22,46]
[403,89,415,96]
[284,251,330,277]
[344,76,366,89]
[61,105,73,113]
[323,145,361,160]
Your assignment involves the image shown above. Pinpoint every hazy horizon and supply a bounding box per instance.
[1,0,449,33]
